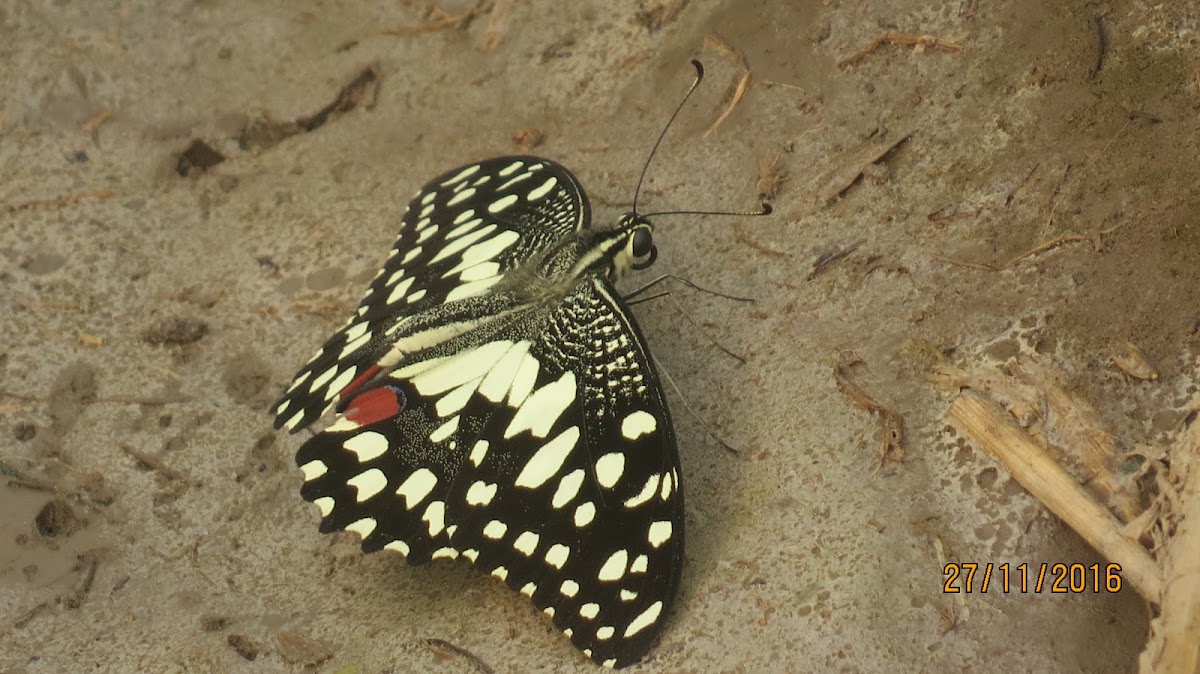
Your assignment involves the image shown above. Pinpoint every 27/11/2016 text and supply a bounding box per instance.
[943,563,1124,594]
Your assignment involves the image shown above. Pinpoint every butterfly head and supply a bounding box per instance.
[615,213,658,274]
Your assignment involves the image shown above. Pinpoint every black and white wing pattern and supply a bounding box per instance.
[273,157,684,668]
[272,156,590,434]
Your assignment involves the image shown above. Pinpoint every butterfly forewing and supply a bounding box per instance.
[277,156,684,668]
[273,157,592,434]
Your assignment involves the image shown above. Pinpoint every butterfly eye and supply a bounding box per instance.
[630,227,657,270]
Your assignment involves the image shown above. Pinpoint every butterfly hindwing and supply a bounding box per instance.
[292,276,683,668]
[273,157,592,434]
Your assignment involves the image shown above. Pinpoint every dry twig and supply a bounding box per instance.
[422,638,495,674]
[2,190,115,216]
[813,129,914,205]
[703,33,752,137]
[949,390,1162,603]
[733,221,788,258]
[120,444,202,488]
[835,356,905,469]
[838,32,963,67]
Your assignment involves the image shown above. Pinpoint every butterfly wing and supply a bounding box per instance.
[294,276,683,668]
[273,156,591,433]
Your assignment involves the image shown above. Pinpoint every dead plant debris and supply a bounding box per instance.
[236,65,381,155]
[702,33,751,138]
[838,32,963,67]
[814,128,914,205]
[2,189,116,215]
[834,355,906,470]
[421,638,495,674]
[807,239,866,281]
[733,221,789,258]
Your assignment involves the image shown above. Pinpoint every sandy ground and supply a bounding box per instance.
[3,0,1198,672]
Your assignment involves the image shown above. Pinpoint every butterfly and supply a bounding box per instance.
[272,153,690,668]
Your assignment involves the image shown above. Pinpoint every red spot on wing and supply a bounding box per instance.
[344,386,405,426]
[338,364,382,401]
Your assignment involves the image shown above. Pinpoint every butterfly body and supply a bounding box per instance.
[273,156,684,668]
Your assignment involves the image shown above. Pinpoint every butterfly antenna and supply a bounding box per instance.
[641,202,773,219]
[632,59,706,215]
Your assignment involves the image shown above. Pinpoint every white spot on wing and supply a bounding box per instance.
[385,540,410,556]
[648,521,672,547]
[545,544,570,569]
[440,164,480,186]
[445,217,483,240]
[458,261,500,282]
[347,468,388,501]
[513,426,579,489]
[284,410,305,431]
[344,321,369,343]
[422,500,446,536]
[623,474,661,508]
[488,193,519,213]
[579,603,600,619]
[621,410,657,439]
[551,469,585,508]
[594,453,625,489]
[597,626,615,640]
[513,531,539,556]
[386,276,415,304]
[344,431,389,461]
[559,579,579,597]
[285,369,311,393]
[483,520,508,539]
[455,229,519,269]
[339,333,371,359]
[597,550,628,582]
[401,246,422,264]
[507,353,540,408]
[498,160,524,176]
[465,481,497,506]
[345,518,376,538]
[574,501,596,527]
[505,371,576,439]
[432,548,458,560]
[435,379,481,418]
[624,601,663,637]
[444,275,502,302]
[469,439,490,467]
[314,497,334,516]
[396,468,438,509]
[428,223,497,264]
[630,554,648,574]
[413,345,517,397]
[478,341,532,403]
[310,366,338,392]
[526,176,558,201]
[416,224,438,243]
[429,415,459,443]
[300,460,327,481]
